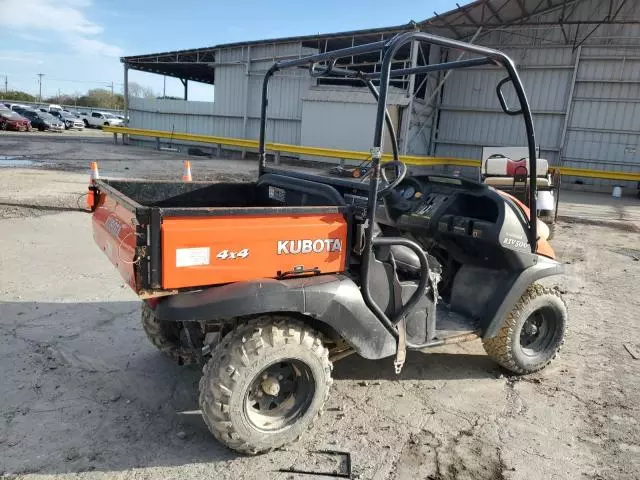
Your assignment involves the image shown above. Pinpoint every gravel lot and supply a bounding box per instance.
[1,132,639,480]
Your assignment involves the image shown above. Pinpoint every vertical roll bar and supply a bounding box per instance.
[258,31,539,251]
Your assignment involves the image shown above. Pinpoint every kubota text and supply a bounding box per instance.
[277,239,342,255]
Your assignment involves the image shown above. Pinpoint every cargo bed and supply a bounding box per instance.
[91,175,351,297]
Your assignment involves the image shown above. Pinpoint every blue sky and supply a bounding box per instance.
[1,0,460,101]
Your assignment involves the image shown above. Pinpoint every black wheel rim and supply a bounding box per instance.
[244,359,315,432]
[519,306,557,357]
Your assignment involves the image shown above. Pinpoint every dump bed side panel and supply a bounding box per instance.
[92,192,138,291]
[161,213,348,289]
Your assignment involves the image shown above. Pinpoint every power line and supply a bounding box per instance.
[5,72,124,86]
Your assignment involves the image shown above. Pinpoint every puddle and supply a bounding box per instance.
[0,156,38,167]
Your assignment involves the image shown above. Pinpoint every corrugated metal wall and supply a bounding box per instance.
[300,87,406,159]
[429,0,640,188]
[129,42,317,146]
[129,97,216,134]
[300,94,402,164]
[128,0,639,190]
[563,45,640,187]
[434,47,572,164]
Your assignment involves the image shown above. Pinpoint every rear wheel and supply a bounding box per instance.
[483,284,567,374]
[141,302,180,355]
[199,316,332,454]
[140,302,199,364]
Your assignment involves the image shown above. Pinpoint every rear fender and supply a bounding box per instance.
[154,274,396,360]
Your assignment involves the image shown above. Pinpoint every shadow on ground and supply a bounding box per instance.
[1,300,495,476]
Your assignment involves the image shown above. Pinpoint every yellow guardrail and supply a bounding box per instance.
[556,166,640,182]
[103,126,472,167]
[104,126,640,182]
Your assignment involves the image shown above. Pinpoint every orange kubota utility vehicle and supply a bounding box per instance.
[89,32,567,454]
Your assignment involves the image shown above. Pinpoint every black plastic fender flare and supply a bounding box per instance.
[483,256,565,338]
[153,274,397,360]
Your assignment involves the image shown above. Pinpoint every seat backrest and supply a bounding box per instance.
[483,156,549,178]
[484,155,509,176]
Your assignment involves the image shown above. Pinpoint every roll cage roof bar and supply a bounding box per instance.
[258,31,538,252]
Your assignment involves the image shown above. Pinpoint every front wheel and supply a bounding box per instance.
[483,284,567,375]
[199,316,332,454]
[539,211,556,240]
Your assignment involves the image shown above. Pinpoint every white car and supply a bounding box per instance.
[84,111,124,128]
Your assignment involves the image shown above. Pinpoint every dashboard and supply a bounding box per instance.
[345,175,504,243]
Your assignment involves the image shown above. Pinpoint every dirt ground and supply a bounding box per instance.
[1,132,640,480]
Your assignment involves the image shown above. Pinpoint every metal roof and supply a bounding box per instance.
[420,0,573,38]
[121,0,627,84]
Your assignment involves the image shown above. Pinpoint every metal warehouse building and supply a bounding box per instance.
[121,0,640,189]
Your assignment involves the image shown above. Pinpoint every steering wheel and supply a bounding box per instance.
[360,160,408,197]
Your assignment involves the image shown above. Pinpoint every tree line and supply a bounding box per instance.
[1,82,159,109]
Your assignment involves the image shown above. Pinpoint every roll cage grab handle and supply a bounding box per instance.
[258,31,538,340]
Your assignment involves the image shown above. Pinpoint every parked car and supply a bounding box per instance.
[51,110,84,130]
[47,104,64,113]
[18,109,65,132]
[9,104,28,112]
[12,106,36,116]
[0,109,32,131]
[84,111,123,128]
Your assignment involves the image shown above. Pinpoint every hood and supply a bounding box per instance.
[495,189,555,259]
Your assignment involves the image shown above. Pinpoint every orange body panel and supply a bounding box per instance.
[496,191,556,259]
[161,213,348,289]
[91,192,138,291]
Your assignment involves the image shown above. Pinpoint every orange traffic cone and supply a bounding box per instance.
[89,161,100,183]
[86,161,99,211]
[182,160,192,182]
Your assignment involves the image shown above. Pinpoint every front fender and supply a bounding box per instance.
[154,275,396,360]
[483,256,565,338]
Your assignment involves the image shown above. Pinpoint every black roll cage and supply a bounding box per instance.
[258,31,539,343]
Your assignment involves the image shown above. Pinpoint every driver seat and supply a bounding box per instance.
[390,244,422,275]
[373,224,422,275]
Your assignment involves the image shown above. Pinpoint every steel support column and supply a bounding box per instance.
[123,65,129,142]
[182,78,188,100]
[558,45,581,165]
[411,27,483,154]
[401,41,419,155]
[242,45,251,159]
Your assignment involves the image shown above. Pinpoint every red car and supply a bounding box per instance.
[0,109,32,131]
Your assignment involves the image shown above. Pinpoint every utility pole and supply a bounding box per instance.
[2,75,7,95]
[37,73,45,102]
[109,81,114,108]
[163,76,166,98]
